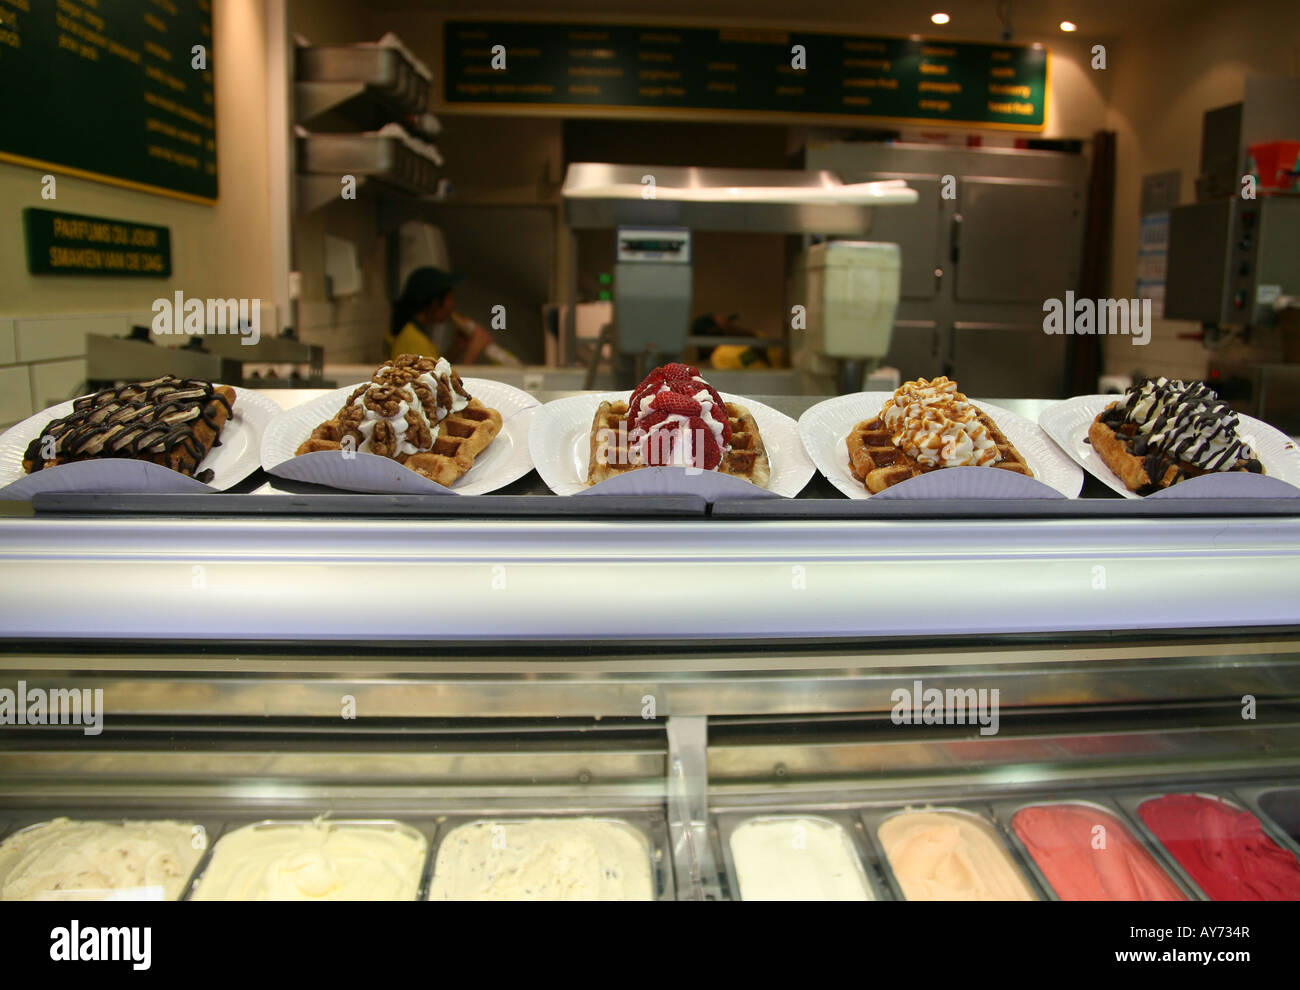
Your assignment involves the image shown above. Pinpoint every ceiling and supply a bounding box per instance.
[362,0,1218,42]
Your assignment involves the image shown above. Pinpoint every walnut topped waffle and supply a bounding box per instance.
[586,363,770,488]
[296,354,502,487]
[22,376,236,483]
[846,376,1032,494]
[1088,377,1263,494]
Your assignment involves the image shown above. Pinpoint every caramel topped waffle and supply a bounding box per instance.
[586,399,770,487]
[296,354,502,487]
[845,377,1032,493]
[22,377,236,483]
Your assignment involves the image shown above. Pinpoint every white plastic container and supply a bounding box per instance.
[796,240,902,359]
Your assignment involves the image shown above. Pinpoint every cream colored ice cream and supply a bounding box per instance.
[730,817,873,901]
[428,818,654,901]
[191,820,426,901]
[878,810,1036,901]
[0,818,203,901]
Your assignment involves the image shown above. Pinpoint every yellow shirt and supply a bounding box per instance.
[387,322,439,362]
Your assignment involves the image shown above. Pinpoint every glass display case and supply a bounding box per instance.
[1,392,1299,901]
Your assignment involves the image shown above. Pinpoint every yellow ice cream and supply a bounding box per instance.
[877,810,1036,901]
[428,818,654,901]
[192,820,426,901]
[0,818,203,901]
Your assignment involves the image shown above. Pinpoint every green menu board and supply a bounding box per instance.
[443,21,1047,130]
[0,0,217,203]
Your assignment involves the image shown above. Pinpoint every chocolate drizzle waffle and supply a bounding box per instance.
[296,354,502,487]
[1088,377,1263,494]
[847,407,1031,493]
[586,399,770,487]
[22,377,235,483]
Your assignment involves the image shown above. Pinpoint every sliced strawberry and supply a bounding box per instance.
[657,362,698,380]
[681,416,716,470]
[651,391,702,416]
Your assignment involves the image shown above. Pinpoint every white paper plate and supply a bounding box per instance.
[798,392,1083,499]
[528,391,815,499]
[1039,394,1300,499]
[0,386,278,499]
[260,378,539,495]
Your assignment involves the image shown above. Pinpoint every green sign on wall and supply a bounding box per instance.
[0,0,217,203]
[24,207,172,277]
[443,21,1048,130]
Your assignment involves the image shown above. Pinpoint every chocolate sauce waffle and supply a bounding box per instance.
[847,406,1032,494]
[586,399,770,488]
[22,377,236,482]
[296,354,502,487]
[1088,378,1263,494]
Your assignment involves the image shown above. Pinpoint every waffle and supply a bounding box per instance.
[296,355,502,487]
[586,399,770,488]
[847,406,1032,494]
[22,377,236,483]
[1088,381,1263,494]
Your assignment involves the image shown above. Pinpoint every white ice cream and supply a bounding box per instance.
[730,818,874,901]
[0,818,203,901]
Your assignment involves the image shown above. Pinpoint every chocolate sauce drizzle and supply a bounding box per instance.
[24,376,232,481]
[1100,377,1262,491]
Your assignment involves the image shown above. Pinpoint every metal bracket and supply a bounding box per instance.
[666,714,721,900]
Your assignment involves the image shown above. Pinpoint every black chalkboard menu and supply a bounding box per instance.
[442,20,1047,130]
[0,0,217,203]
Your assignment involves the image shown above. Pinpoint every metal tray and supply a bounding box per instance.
[185,817,432,901]
[297,135,440,195]
[713,810,887,901]
[297,45,427,112]
[1235,784,1300,846]
[862,803,1046,901]
[988,795,1198,901]
[0,812,222,901]
[424,812,673,901]
[1113,789,1300,899]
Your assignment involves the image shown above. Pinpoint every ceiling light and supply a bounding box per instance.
[1060,20,1077,32]
[931,12,950,25]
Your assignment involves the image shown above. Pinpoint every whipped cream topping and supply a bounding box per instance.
[880,377,1000,468]
[344,355,469,457]
[1105,377,1255,471]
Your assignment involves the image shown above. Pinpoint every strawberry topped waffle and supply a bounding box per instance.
[586,363,770,486]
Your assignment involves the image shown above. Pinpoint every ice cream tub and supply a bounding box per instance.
[863,804,1044,901]
[1233,784,1300,848]
[187,817,431,901]
[989,796,1194,901]
[714,811,887,901]
[0,813,221,901]
[425,812,672,901]
[1113,790,1300,901]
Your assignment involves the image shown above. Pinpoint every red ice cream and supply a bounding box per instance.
[1012,804,1184,901]
[1137,793,1300,900]
[626,363,731,470]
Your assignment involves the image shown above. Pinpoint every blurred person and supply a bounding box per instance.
[387,266,521,366]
